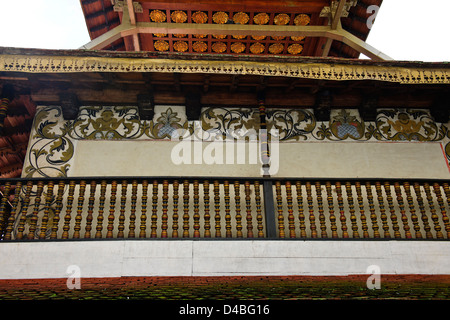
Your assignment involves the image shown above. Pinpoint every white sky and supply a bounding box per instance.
[0,0,448,62]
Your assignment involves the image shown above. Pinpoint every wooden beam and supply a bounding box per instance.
[126,0,136,25]
[322,0,348,57]
[328,26,393,61]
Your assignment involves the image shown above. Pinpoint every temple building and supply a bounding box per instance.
[0,0,449,300]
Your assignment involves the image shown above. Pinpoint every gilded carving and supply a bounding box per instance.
[1,54,448,84]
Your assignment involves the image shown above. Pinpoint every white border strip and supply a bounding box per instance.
[0,240,449,279]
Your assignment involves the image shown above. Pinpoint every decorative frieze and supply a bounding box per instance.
[22,104,450,181]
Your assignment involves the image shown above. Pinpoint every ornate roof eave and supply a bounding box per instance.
[0,47,449,85]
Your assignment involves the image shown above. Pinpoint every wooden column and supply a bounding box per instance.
[258,90,277,238]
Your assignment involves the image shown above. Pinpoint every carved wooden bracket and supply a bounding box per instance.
[430,94,450,123]
[359,95,378,122]
[60,92,80,120]
[137,93,154,120]
[185,89,202,121]
[314,89,332,121]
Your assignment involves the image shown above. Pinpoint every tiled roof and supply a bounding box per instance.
[0,275,449,300]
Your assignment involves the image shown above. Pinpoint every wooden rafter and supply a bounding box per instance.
[80,1,391,61]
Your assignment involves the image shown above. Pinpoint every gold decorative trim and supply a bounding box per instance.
[253,13,269,25]
[170,10,187,23]
[274,13,290,25]
[212,11,229,24]
[150,10,166,23]
[192,41,207,53]
[250,43,265,54]
[212,42,227,53]
[231,42,246,54]
[192,11,208,24]
[1,54,449,84]
[233,12,249,25]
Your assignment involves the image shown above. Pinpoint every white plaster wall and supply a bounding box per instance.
[0,240,449,279]
[70,139,450,179]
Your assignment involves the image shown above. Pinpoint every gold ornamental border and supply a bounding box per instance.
[1,54,449,84]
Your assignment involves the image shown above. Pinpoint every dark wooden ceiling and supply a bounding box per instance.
[80,0,383,58]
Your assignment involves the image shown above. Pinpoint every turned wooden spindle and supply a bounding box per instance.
[62,181,76,240]
[203,180,211,238]
[375,181,390,238]
[325,181,338,238]
[84,181,97,239]
[345,182,359,239]
[316,182,327,238]
[403,182,422,239]
[305,182,317,238]
[224,180,232,238]
[50,181,65,239]
[214,180,221,238]
[73,180,86,239]
[95,180,107,239]
[4,181,22,240]
[16,181,33,240]
[139,180,149,238]
[383,182,401,238]
[424,183,443,239]
[439,183,450,238]
[172,180,179,238]
[0,182,11,237]
[365,182,380,238]
[128,180,138,238]
[117,180,128,238]
[275,181,285,238]
[433,183,450,239]
[106,181,118,238]
[161,180,169,238]
[296,181,307,238]
[183,180,190,238]
[244,181,254,238]
[285,181,295,238]
[27,180,44,240]
[234,181,243,238]
[335,182,348,238]
[254,181,264,238]
[193,180,200,238]
[394,182,412,239]
[413,182,432,239]
[39,181,54,240]
[355,182,369,238]
[151,180,159,238]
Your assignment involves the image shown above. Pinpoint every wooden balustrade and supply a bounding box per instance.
[0,177,450,241]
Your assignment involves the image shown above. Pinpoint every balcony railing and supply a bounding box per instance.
[0,177,449,241]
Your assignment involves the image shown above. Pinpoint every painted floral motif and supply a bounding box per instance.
[376,109,442,141]
[71,106,141,140]
[330,109,365,140]
[154,108,185,138]
[200,107,259,140]
[266,109,316,141]
[24,106,74,178]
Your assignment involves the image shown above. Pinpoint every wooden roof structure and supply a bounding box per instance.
[79,0,389,60]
